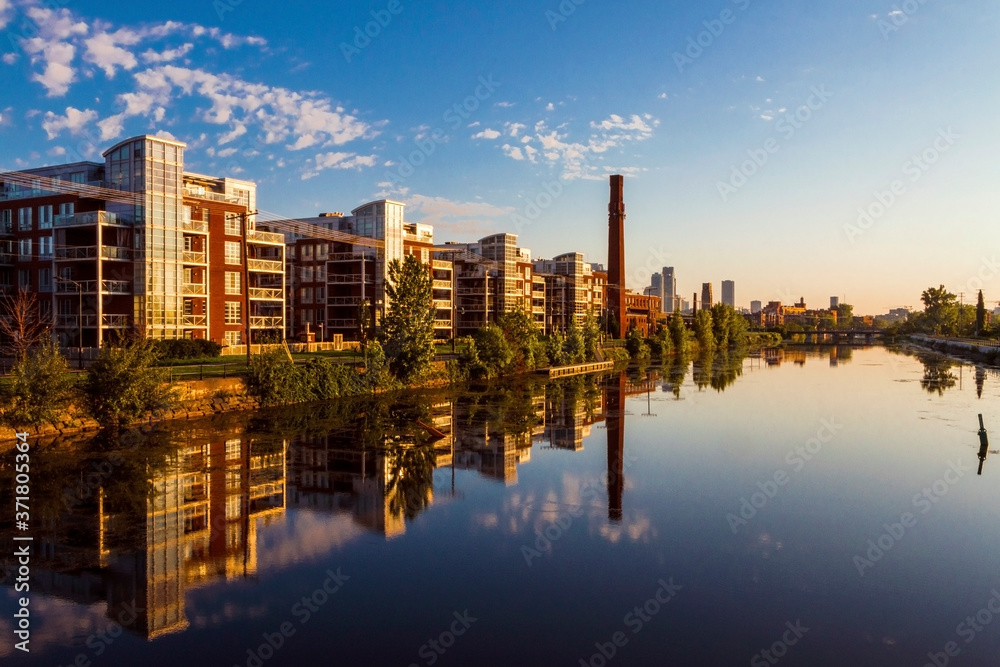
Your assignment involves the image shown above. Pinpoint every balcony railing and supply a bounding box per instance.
[56,280,96,293]
[56,314,98,327]
[53,211,124,228]
[247,229,284,245]
[102,314,131,328]
[327,296,363,306]
[101,246,132,260]
[327,319,358,328]
[182,187,240,204]
[433,299,452,309]
[102,280,131,294]
[247,258,283,273]
[182,219,208,234]
[183,282,207,296]
[183,315,208,327]
[433,280,453,289]
[182,250,207,264]
[328,273,374,284]
[432,260,452,270]
[250,316,283,329]
[328,252,373,262]
[56,246,98,259]
[249,287,283,300]
[434,320,453,329]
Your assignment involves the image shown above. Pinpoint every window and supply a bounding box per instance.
[17,207,31,231]
[225,272,241,295]
[303,244,312,258]
[17,269,30,288]
[18,238,31,259]
[224,241,241,265]
[70,172,85,184]
[38,205,53,229]
[225,301,241,324]
[225,214,241,236]
[39,268,52,292]
[225,439,242,459]
[224,330,242,346]
[0,210,11,233]
[58,202,74,219]
[38,237,52,257]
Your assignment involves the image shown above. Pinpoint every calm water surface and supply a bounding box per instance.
[3,345,1000,666]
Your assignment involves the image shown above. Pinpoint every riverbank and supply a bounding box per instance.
[906,334,1000,366]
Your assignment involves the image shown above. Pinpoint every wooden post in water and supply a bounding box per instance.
[978,414,989,475]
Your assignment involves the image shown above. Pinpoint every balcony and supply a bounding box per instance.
[327,319,358,328]
[101,246,132,260]
[328,252,373,262]
[182,250,207,264]
[432,259,452,270]
[183,282,207,296]
[434,320,453,329]
[182,187,240,204]
[249,287,283,300]
[247,229,284,245]
[433,299,452,309]
[102,280,131,294]
[56,246,98,260]
[247,258,283,273]
[250,316,283,329]
[56,314,98,327]
[54,211,125,228]
[56,280,96,293]
[183,315,208,327]
[433,280,453,290]
[182,219,208,234]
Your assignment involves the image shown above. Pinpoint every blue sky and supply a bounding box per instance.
[1,0,998,314]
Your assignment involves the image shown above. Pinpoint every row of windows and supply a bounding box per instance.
[1,204,74,232]
[18,237,53,258]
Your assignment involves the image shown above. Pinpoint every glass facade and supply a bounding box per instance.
[105,136,186,339]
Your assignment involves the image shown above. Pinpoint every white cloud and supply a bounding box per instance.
[141,43,194,64]
[19,5,89,96]
[404,194,514,236]
[2,52,18,65]
[495,101,516,108]
[545,102,555,112]
[755,75,765,82]
[501,144,525,161]
[48,145,67,156]
[41,106,97,139]
[216,147,238,158]
[0,0,12,30]
[471,128,501,140]
[658,92,668,100]
[302,151,377,178]
[508,123,525,137]
[83,24,142,77]
[96,113,124,140]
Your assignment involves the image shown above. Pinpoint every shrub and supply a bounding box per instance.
[84,337,174,429]
[3,339,77,426]
[625,326,650,359]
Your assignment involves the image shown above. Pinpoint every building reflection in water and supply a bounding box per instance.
[2,370,666,644]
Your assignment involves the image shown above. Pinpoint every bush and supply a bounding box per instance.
[469,325,513,379]
[84,337,174,429]
[602,347,630,364]
[3,339,77,426]
[625,327,650,359]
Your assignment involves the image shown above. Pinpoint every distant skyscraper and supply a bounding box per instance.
[701,283,713,310]
[663,267,677,312]
[721,280,735,308]
[830,296,840,309]
[751,300,762,314]
[650,272,662,296]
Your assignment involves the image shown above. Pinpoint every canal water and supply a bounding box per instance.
[3,345,1000,666]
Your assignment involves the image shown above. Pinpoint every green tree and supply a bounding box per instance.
[4,338,77,426]
[694,309,715,351]
[976,290,986,336]
[83,336,174,429]
[710,303,731,348]
[625,325,650,359]
[469,324,513,378]
[920,285,959,335]
[836,303,854,329]
[381,254,435,383]
[650,324,672,360]
[583,310,601,361]
[564,320,586,364]
[669,310,689,355]
[727,310,749,347]
[498,308,541,371]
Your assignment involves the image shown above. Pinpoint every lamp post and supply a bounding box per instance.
[55,276,83,369]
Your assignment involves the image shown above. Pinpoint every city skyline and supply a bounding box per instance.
[1,0,998,313]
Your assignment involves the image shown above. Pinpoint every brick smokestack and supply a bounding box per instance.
[607,175,626,338]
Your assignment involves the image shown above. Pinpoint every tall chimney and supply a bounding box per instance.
[607,175,626,338]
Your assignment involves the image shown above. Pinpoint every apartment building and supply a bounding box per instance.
[0,134,284,349]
